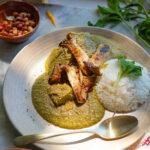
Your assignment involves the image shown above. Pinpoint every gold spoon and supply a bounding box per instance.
[14,115,138,146]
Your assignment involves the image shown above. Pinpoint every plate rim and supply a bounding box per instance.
[2,26,150,149]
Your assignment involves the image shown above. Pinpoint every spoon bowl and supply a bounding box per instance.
[14,115,138,146]
[97,115,138,140]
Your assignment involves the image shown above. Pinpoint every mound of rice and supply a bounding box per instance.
[96,59,150,112]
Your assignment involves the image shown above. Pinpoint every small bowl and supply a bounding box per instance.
[0,0,40,43]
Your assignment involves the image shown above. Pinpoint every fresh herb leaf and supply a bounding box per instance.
[97,5,117,15]
[88,0,150,48]
[107,0,120,12]
[120,0,144,5]
[122,3,146,20]
[88,21,94,26]
[115,54,127,59]
[135,18,150,44]
[88,16,121,28]
[117,58,142,82]
[88,5,122,28]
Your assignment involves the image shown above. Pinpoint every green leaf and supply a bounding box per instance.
[122,11,145,21]
[87,0,150,48]
[88,17,121,28]
[120,0,144,5]
[97,5,116,15]
[87,21,94,26]
[124,3,143,12]
[117,58,142,81]
[94,19,108,27]
[115,54,127,59]
[107,0,120,12]
[135,18,150,44]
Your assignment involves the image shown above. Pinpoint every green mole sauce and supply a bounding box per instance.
[32,32,120,129]
[32,74,104,129]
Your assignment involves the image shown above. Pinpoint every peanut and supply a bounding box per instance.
[0,11,36,37]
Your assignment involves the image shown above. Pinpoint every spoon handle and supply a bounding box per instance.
[14,130,95,146]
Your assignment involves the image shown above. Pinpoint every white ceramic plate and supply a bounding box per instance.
[3,27,150,150]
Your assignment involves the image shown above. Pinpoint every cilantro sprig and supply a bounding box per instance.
[113,58,142,86]
[117,58,142,84]
[88,0,150,48]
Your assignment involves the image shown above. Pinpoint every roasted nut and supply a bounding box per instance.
[19,12,27,18]
[29,20,35,27]
[8,32,14,36]
[3,20,8,25]
[18,31,23,36]
[0,11,36,37]
[23,17,29,22]
[9,29,13,33]
[17,23,23,29]
[0,25,3,31]
[22,26,28,31]
[7,23,12,29]
[1,30,8,36]
[23,30,28,34]
[16,16,23,21]
[12,27,18,35]
[28,26,33,32]
[26,13,31,18]
[25,21,30,26]
[13,11,19,17]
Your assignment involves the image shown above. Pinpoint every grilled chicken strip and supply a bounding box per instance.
[49,64,94,104]
[49,64,67,84]
[84,44,110,75]
[49,64,85,103]
[50,33,110,104]
[49,64,62,84]
[65,65,86,104]
[59,33,90,75]
[66,65,95,104]
[60,33,110,76]
[82,75,95,92]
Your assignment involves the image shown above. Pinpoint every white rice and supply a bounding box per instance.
[96,59,150,112]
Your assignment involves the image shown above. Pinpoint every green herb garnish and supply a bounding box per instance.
[115,54,127,59]
[117,58,142,83]
[135,18,150,45]
[88,0,150,48]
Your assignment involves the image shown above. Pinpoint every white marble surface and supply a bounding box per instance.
[0,1,149,150]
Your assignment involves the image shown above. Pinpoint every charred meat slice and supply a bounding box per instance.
[65,65,86,104]
[82,76,95,93]
[60,34,110,76]
[49,64,62,84]
[49,63,94,104]
[65,65,95,104]
[59,33,91,75]
[50,33,111,104]
[49,64,67,84]
[84,44,110,75]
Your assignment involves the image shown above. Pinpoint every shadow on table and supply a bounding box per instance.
[0,85,42,150]
[0,40,31,64]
